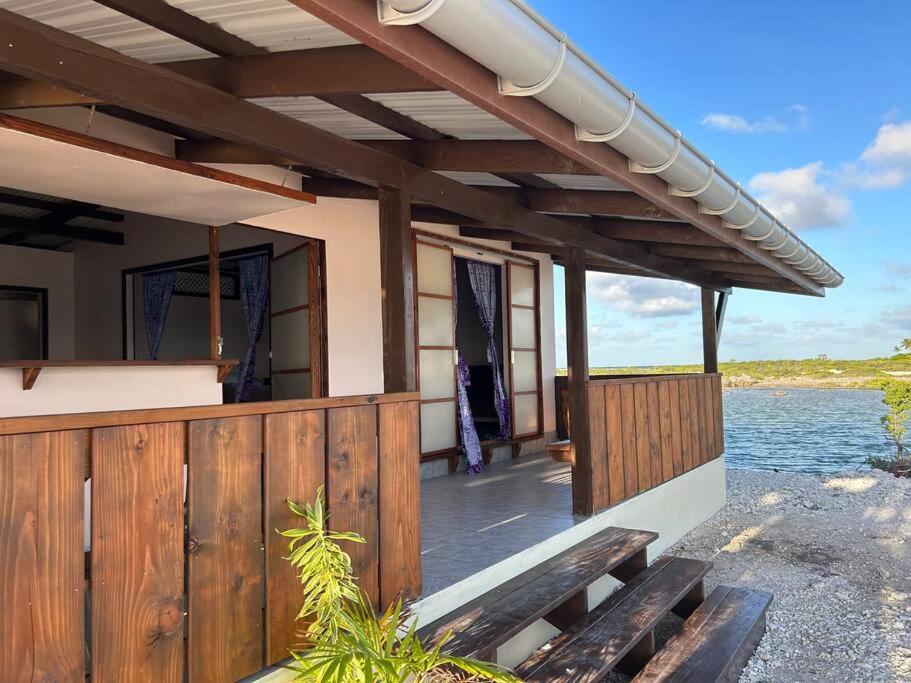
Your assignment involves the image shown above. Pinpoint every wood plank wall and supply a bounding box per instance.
[0,394,421,682]
[558,374,724,514]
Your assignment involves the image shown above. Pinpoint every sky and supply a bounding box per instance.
[538,0,911,367]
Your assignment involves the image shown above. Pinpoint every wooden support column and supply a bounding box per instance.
[209,225,221,360]
[701,288,718,374]
[378,187,416,393]
[564,246,595,516]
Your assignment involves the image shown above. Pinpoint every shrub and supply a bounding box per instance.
[866,381,911,478]
[281,490,522,682]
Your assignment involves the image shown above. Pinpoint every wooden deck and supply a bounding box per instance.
[0,392,422,682]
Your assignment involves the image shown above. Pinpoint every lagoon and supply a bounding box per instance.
[723,387,891,474]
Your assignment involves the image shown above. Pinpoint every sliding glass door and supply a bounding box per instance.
[507,262,542,438]
[415,240,457,454]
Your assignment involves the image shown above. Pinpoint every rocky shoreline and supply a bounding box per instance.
[665,468,911,682]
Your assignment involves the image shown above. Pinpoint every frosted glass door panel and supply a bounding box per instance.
[421,401,457,452]
[418,349,455,400]
[416,243,453,296]
[510,308,536,349]
[418,296,454,346]
[509,264,535,306]
[513,394,539,437]
[271,244,314,400]
[512,351,538,394]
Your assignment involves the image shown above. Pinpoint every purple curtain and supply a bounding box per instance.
[142,270,176,360]
[466,260,511,440]
[234,254,270,403]
[454,264,484,473]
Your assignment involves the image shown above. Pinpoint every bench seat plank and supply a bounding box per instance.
[634,586,773,682]
[518,556,712,682]
[417,526,657,658]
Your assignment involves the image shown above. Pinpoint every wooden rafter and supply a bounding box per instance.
[0,213,124,245]
[93,0,263,57]
[287,0,823,296]
[318,94,448,141]
[0,45,439,109]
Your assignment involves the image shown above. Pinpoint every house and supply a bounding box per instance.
[0,1,841,681]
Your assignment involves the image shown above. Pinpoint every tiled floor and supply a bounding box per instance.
[420,453,577,596]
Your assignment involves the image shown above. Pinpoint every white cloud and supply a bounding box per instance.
[587,273,698,318]
[748,162,850,229]
[700,113,787,134]
[700,105,809,134]
[729,314,764,325]
[861,121,911,164]
[837,121,911,190]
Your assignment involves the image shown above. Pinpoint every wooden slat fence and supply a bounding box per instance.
[556,374,724,514]
[0,393,422,682]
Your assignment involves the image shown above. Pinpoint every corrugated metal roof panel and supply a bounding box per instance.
[0,0,211,62]
[250,96,407,139]
[0,202,46,219]
[168,0,358,51]
[538,174,630,192]
[367,92,533,140]
[437,171,518,187]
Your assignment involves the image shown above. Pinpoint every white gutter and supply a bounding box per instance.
[378,0,843,289]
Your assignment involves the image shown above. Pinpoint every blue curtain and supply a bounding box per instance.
[454,264,484,473]
[466,260,511,440]
[142,270,176,360]
[234,254,270,402]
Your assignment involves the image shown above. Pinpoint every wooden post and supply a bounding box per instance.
[209,225,221,360]
[378,187,416,393]
[701,288,718,374]
[564,246,594,516]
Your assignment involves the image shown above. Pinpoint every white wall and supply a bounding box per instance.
[0,365,222,417]
[0,245,74,359]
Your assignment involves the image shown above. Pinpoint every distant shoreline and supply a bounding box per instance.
[556,354,911,390]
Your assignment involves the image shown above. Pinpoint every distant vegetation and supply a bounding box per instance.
[558,354,911,389]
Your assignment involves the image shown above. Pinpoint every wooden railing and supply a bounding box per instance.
[0,393,421,682]
[556,374,724,514]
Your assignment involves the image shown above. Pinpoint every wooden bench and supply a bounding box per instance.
[633,586,773,682]
[416,526,658,660]
[516,555,712,681]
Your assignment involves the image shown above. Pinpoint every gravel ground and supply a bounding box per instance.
[663,468,911,682]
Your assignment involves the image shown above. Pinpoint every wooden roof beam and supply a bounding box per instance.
[94,0,263,58]
[0,45,440,109]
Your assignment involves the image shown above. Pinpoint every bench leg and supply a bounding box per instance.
[672,578,705,619]
[609,547,648,583]
[447,454,460,474]
[482,447,494,466]
[511,442,522,459]
[616,630,656,676]
[543,589,588,631]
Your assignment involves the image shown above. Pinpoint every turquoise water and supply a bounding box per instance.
[723,388,893,474]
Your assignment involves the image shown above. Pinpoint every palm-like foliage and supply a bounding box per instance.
[282,489,522,683]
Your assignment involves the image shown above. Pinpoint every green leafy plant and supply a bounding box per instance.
[281,490,522,682]
[866,381,911,478]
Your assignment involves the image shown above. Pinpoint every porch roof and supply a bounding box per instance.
[0,0,841,296]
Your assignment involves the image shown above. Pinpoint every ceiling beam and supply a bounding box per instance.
[318,93,447,141]
[0,214,123,244]
[93,0,264,57]
[0,45,440,109]
[0,190,123,222]
[289,0,823,297]
[648,243,755,264]
[176,138,596,174]
[0,9,726,290]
